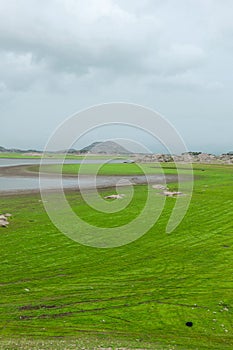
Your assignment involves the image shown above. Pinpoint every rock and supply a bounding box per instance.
[0,213,12,228]
[0,219,9,227]
[104,194,125,199]
[152,184,168,190]
[163,191,183,197]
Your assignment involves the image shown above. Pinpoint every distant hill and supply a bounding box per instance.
[54,148,78,154]
[79,142,101,153]
[80,141,131,154]
[0,146,42,153]
[0,146,24,153]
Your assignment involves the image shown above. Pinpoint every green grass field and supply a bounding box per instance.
[36,161,195,176]
[0,163,232,349]
[0,152,127,160]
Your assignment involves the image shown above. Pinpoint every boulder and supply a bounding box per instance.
[104,194,125,199]
[0,219,9,227]
[0,213,12,228]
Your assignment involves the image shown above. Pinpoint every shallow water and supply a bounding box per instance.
[0,158,172,193]
[0,176,79,192]
[0,158,133,192]
[0,174,168,193]
[0,158,123,167]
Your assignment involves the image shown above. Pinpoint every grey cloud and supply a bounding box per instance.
[0,51,47,90]
[0,0,232,153]
[0,0,211,91]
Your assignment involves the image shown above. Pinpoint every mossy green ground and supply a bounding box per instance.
[0,153,126,160]
[36,162,190,176]
[0,164,233,349]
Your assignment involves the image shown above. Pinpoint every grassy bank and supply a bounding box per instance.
[0,152,127,160]
[0,164,233,349]
[34,162,196,176]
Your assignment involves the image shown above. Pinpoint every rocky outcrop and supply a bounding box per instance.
[134,152,233,164]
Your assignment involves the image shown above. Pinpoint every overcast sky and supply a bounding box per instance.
[0,0,232,153]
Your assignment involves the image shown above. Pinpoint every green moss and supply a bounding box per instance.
[0,164,233,349]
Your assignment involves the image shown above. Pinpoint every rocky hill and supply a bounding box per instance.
[80,141,131,154]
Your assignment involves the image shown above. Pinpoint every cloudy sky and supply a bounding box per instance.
[0,0,232,153]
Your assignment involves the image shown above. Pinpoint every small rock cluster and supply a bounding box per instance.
[163,190,184,197]
[104,194,125,199]
[152,184,184,197]
[152,184,168,190]
[0,213,12,227]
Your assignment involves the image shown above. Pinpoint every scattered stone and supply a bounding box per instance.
[163,190,184,197]
[0,213,12,228]
[152,185,185,197]
[152,184,168,190]
[104,194,125,199]
[0,220,9,228]
[135,152,233,164]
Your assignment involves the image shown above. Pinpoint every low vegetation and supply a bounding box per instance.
[34,162,195,176]
[0,153,125,160]
[0,164,232,349]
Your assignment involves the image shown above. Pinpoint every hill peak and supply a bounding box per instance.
[80,141,131,154]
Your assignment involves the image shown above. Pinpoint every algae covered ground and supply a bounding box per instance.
[0,163,233,349]
[35,161,189,176]
[0,153,127,160]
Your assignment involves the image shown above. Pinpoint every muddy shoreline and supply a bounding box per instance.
[0,164,190,196]
[0,164,49,177]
